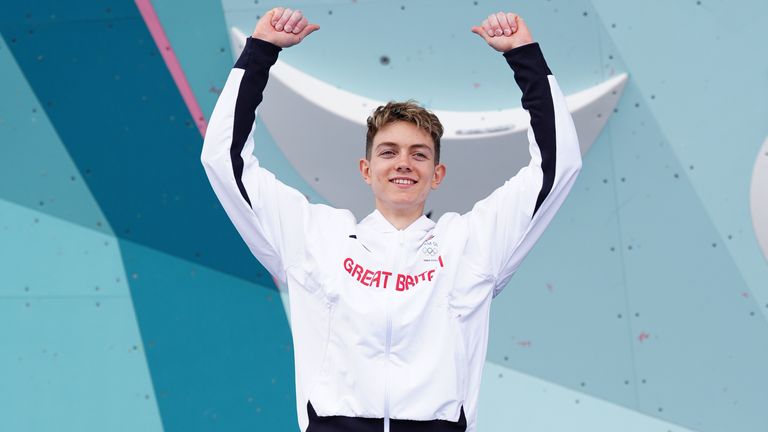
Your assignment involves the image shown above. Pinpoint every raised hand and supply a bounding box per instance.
[471,12,533,52]
[251,7,320,48]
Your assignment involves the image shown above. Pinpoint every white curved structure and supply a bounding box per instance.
[751,136,768,262]
[231,28,628,218]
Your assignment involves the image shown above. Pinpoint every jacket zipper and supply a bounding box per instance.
[384,311,392,432]
[384,230,406,432]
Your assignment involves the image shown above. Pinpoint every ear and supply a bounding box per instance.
[359,158,372,184]
[431,163,446,190]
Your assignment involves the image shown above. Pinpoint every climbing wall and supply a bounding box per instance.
[1,1,766,431]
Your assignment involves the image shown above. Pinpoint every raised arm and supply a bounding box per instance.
[200,9,320,283]
[466,12,582,296]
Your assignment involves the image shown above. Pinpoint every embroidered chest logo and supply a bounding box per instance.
[420,239,439,262]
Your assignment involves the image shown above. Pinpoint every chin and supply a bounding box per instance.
[388,198,425,210]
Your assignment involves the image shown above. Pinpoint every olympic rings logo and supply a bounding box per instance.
[421,245,438,257]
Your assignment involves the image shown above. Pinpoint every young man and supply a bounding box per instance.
[201,7,581,432]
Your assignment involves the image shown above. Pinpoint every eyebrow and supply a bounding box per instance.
[375,142,434,155]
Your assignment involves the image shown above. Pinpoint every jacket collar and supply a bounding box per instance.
[359,209,435,234]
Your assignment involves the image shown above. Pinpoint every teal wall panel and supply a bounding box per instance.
[0,35,110,235]
[118,239,296,432]
[589,0,768,311]
[0,198,162,432]
[477,362,700,432]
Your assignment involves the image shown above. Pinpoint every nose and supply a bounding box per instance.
[396,155,412,172]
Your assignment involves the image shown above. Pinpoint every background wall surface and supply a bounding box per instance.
[1,1,766,431]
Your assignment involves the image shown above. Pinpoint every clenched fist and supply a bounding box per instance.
[471,12,533,52]
[251,7,320,48]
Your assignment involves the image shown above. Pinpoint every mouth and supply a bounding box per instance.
[389,177,417,185]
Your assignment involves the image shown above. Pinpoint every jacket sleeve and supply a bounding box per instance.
[462,42,582,297]
[200,37,310,284]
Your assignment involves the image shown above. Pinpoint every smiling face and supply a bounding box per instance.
[359,121,446,217]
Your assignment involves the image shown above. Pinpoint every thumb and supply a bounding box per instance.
[470,26,491,43]
[298,24,321,39]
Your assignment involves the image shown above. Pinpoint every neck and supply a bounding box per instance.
[376,201,425,230]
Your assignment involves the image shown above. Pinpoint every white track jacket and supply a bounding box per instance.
[201,37,582,432]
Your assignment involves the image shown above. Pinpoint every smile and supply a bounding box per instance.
[390,178,417,185]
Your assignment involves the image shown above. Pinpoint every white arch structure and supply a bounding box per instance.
[751,136,768,262]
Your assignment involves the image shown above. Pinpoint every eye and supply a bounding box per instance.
[413,152,428,161]
[379,150,396,157]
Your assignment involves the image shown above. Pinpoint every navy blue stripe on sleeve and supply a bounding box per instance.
[503,42,555,218]
[231,37,282,208]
